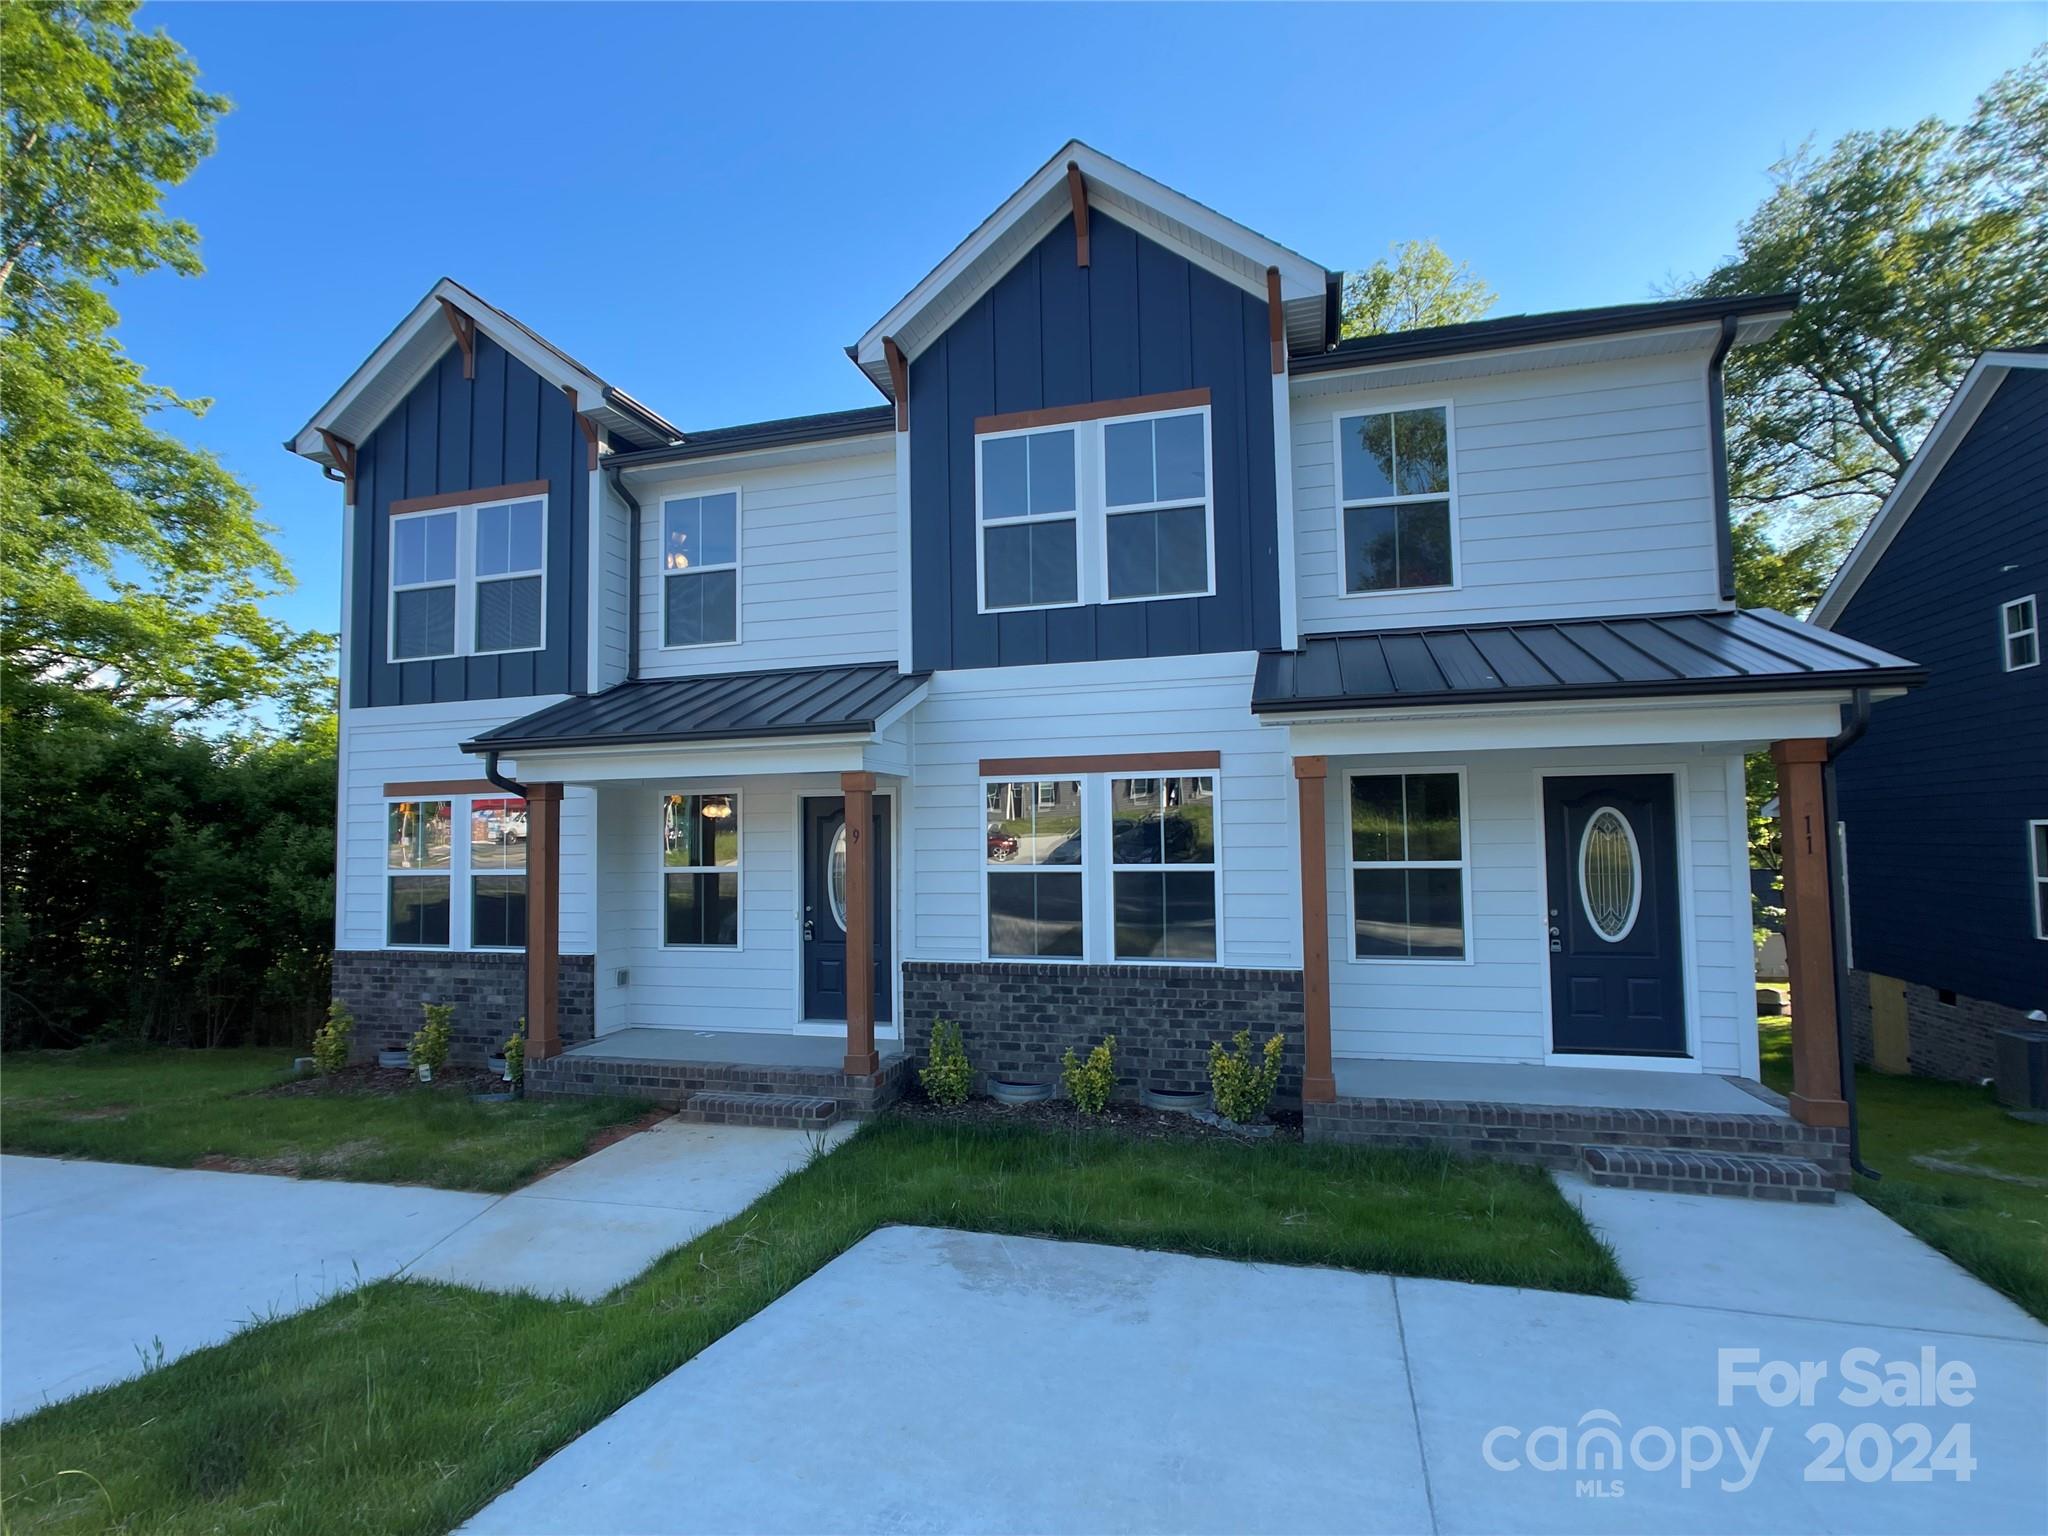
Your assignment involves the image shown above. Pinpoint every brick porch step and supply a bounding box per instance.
[675,1090,841,1131]
[1580,1145,1836,1203]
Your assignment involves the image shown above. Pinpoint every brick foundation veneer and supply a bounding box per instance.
[526,1049,909,1118]
[331,950,594,1061]
[1846,969,2028,1085]
[900,961,1305,1102]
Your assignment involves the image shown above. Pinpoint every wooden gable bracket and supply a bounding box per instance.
[561,385,601,471]
[1266,266,1285,376]
[883,336,909,432]
[316,428,359,502]
[437,297,477,380]
[1066,161,1090,268]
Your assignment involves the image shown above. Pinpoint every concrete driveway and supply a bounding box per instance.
[0,1119,846,1420]
[467,1198,2048,1535]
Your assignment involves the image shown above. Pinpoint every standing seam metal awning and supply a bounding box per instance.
[460,662,929,753]
[1251,609,1922,715]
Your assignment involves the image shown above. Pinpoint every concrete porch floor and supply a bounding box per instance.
[1332,1057,1784,1116]
[558,1027,906,1069]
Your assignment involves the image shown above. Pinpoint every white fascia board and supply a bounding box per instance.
[497,735,873,784]
[1288,321,1728,402]
[869,680,930,737]
[1810,352,2048,628]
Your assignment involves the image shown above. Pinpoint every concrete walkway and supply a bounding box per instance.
[468,1203,2047,1535]
[0,1118,847,1420]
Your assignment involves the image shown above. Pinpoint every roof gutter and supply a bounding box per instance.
[1821,686,1877,1180]
[1708,313,1740,603]
[483,749,529,800]
[606,466,644,682]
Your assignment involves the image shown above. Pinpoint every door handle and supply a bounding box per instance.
[803,918,814,941]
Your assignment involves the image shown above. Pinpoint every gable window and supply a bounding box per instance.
[1337,405,1455,594]
[662,492,740,648]
[1111,775,1218,960]
[391,512,458,660]
[1348,770,1467,960]
[2032,821,2048,941]
[978,428,1079,611]
[663,793,740,946]
[2002,596,2039,672]
[474,500,544,653]
[1102,410,1212,601]
[985,779,1083,957]
[387,799,453,946]
[389,493,548,663]
[469,797,527,949]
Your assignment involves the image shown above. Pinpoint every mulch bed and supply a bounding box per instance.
[889,1093,1301,1143]
[259,1063,513,1099]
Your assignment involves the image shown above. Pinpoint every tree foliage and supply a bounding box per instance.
[1341,238,1496,338]
[1,0,332,722]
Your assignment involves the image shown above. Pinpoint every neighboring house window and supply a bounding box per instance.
[979,428,1079,611]
[2002,595,2039,671]
[1348,771,1467,960]
[663,793,739,946]
[390,511,458,660]
[984,779,1083,957]
[2032,820,2048,941]
[390,496,547,663]
[474,500,544,653]
[1336,405,1455,594]
[1102,409,1212,601]
[387,799,453,946]
[469,797,527,949]
[662,492,740,647]
[1110,775,1218,960]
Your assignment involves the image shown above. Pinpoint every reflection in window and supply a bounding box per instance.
[663,792,740,946]
[663,493,740,647]
[985,779,1083,957]
[1103,411,1210,600]
[469,796,527,948]
[979,428,1079,610]
[1350,772,1465,959]
[1111,776,1217,960]
[391,511,458,659]
[387,800,452,945]
[1339,407,1454,593]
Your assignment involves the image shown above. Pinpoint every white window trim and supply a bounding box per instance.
[659,488,744,651]
[1331,398,1461,599]
[1107,771,1223,965]
[1342,765,1474,966]
[659,788,744,950]
[387,495,549,665]
[979,775,1088,964]
[466,794,530,952]
[382,793,530,952]
[2001,594,2039,672]
[2030,819,2048,942]
[973,405,1217,615]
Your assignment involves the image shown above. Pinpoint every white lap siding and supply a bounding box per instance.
[1321,745,1755,1076]
[337,698,595,953]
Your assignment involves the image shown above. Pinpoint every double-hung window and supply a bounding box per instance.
[1337,405,1455,594]
[1110,775,1218,960]
[2031,821,2047,942]
[391,512,458,660]
[469,797,528,949]
[2002,596,2039,671]
[663,793,740,946]
[389,492,546,662]
[663,492,740,647]
[473,500,544,653]
[1103,410,1212,601]
[1348,771,1467,960]
[979,429,1080,610]
[387,799,454,946]
[984,780,1084,957]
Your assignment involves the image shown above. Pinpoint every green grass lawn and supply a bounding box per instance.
[0,1047,649,1193]
[1759,1018,2048,1321]
[0,1113,1624,1536]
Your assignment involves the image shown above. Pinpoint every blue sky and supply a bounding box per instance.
[122,2,2042,643]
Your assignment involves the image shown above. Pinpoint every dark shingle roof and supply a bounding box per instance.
[462,662,928,752]
[606,406,897,470]
[1251,609,1920,715]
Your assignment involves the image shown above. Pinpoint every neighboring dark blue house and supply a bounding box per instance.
[1815,349,2048,1082]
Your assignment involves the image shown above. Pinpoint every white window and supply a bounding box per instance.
[1335,403,1456,594]
[984,779,1084,957]
[387,798,453,946]
[662,492,740,648]
[1346,770,1468,960]
[976,404,1214,612]
[662,792,740,946]
[2002,595,2038,672]
[1110,775,1218,960]
[469,796,528,949]
[385,795,528,950]
[2031,821,2048,942]
[389,493,547,663]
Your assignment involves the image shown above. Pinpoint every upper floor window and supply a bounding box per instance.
[2002,595,2038,672]
[2031,821,2047,941]
[663,492,740,648]
[976,402,1213,612]
[1337,404,1455,595]
[389,493,546,663]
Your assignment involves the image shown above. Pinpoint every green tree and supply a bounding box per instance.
[1,1,331,723]
[1340,238,1496,337]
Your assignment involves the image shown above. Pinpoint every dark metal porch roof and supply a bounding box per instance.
[462,662,928,753]
[1251,608,1922,716]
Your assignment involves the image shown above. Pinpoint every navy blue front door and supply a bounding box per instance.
[1544,775,1686,1056]
[801,797,892,1024]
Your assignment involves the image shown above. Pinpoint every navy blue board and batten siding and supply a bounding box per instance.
[1831,365,2048,1013]
[908,211,1282,671]
[349,333,589,708]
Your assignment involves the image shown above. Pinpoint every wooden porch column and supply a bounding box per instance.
[840,772,880,1078]
[1771,740,1848,1127]
[1295,757,1336,1103]
[524,783,563,1062]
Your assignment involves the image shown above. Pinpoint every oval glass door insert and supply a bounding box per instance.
[827,822,849,931]
[1578,807,1642,942]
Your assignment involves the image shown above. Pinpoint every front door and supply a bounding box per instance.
[1543,774,1686,1056]
[801,796,892,1024]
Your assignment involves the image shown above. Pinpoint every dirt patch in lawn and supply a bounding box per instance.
[53,1103,134,1121]
[257,1063,509,1099]
[890,1095,1302,1143]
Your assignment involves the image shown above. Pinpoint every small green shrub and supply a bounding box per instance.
[409,1003,454,1079]
[503,1023,526,1090]
[919,1017,971,1106]
[1209,1028,1285,1124]
[1060,1034,1116,1115]
[310,1000,354,1075]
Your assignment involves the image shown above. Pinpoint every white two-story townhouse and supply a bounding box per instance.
[291,144,1920,1196]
